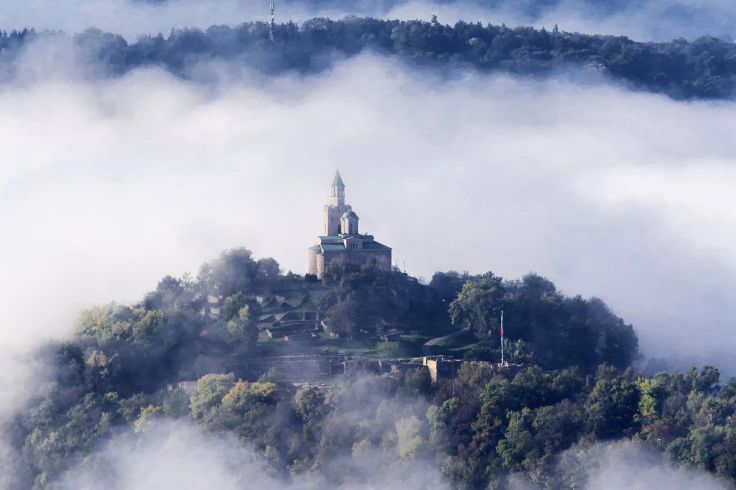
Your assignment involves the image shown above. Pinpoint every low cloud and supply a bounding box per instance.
[55,416,449,490]
[1,41,736,378]
[48,404,735,490]
[2,9,735,490]
[56,420,285,490]
[549,440,732,490]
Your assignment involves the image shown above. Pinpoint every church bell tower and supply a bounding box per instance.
[330,170,345,208]
[323,170,349,235]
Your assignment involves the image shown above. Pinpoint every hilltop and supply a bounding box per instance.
[4,18,736,99]
[0,247,661,488]
[4,248,735,489]
[68,247,638,391]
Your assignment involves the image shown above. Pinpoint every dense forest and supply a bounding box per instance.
[3,16,736,99]
[2,248,735,488]
[135,0,723,22]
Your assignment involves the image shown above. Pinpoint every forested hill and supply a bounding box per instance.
[3,17,736,99]
[5,248,736,489]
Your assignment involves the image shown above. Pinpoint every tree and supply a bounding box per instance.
[396,415,424,458]
[257,257,281,286]
[219,380,278,441]
[449,273,505,340]
[450,272,638,371]
[220,292,260,349]
[197,248,261,296]
[429,270,474,305]
[190,373,236,422]
[688,366,721,394]
[585,366,640,438]
[325,294,360,338]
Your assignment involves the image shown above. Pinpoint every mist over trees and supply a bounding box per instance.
[3,16,736,99]
[2,2,734,486]
[1,248,733,488]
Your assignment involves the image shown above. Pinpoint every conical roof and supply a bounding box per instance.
[332,170,345,187]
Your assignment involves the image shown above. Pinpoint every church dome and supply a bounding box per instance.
[342,210,359,219]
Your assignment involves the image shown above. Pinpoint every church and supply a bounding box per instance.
[307,171,392,279]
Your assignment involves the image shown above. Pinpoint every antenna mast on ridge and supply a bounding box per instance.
[500,310,508,367]
[501,310,504,364]
[269,2,275,41]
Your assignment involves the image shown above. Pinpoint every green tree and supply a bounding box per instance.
[585,366,640,438]
[198,248,262,296]
[220,292,260,349]
[190,373,236,421]
[396,415,424,458]
[449,273,505,340]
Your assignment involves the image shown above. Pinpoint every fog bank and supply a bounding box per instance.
[54,423,733,490]
[561,441,731,490]
[2,45,736,370]
[56,421,285,490]
[57,413,449,489]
